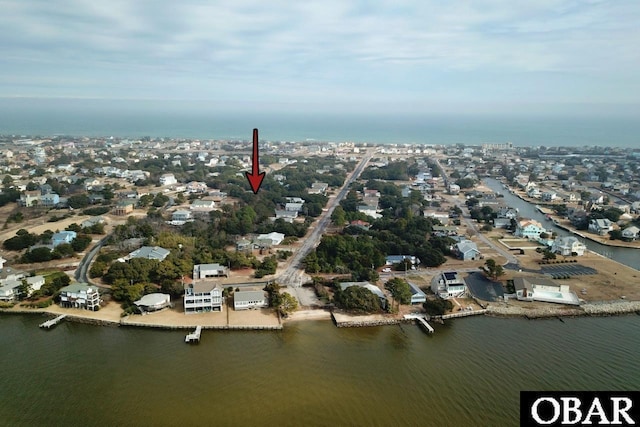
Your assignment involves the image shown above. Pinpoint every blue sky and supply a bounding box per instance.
[1,0,639,115]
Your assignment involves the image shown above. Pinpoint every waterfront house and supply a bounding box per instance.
[193,263,228,279]
[125,246,170,261]
[233,290,268,310]
[514,219,546,240]
[51,231,77,248]
[184,282,223,313]
[0,282,18,301]
[588,218,613,236]
[338,282,387,309]
[59,283,101,311]
[513,277,579,306]
[551,236,586,256]
[621,225,640,241]
[431,271,466,299]
[496,207,519,220]
[407,282,427,305]
[134,293,171,313]
[25,276,45,294]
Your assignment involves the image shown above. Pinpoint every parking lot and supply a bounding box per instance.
[541,264,597,279]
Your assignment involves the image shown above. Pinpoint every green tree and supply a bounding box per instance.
[423,298,453,316]
[333,285,381,313]
[277,292,298,316]
[384,278,412,305]
[483,258,504,280]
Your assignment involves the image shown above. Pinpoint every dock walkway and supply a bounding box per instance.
[403,314,434,334]
[40,314,67,329]
[185,325,202,343]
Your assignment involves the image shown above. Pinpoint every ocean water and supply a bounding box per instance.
[0,99,639,147]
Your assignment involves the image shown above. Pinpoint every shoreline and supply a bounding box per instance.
[2,299,639,330]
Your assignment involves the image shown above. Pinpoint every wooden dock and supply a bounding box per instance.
[403,314,434,334]
[185,325,202,343]
[441,309,487,320]
[40,315,67,329]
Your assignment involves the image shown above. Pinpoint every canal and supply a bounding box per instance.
[483,178,640,271]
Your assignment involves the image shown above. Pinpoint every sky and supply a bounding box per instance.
[1,0,640,116]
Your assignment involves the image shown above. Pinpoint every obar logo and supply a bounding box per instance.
[521,392,639,426]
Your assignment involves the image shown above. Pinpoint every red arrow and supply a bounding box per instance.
[245,128,265,194]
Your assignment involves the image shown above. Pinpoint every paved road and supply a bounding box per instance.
[278,148,376,290]
[435,158,520,266]
[75,234,111,284]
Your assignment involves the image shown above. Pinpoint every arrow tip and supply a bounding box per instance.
[245,171,265,194]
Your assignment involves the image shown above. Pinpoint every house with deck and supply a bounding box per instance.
[193,263,228,279]
[551,236,586,256]
[59,283,101,310]
[514,219,546,240]
[184,282,223,313]
[431,271,466,299]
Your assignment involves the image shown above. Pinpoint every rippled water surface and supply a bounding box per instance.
[1,314,638,426]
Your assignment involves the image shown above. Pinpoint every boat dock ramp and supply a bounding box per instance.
[39,315,67,329]
[185,326,202,343]
[403,314,434,334]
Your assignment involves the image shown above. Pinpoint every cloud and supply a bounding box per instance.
[0,0,639,112]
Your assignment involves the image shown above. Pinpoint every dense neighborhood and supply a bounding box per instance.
[1,135,639,325]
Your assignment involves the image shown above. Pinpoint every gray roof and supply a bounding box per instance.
[128,246,170,261]
[234,290,266,303]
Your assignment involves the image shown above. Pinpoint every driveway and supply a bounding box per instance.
[465,271,505,302]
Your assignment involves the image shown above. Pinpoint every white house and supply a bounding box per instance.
[256,232,285,247]
[431,271,466,299]
[513,277,580,305]
[514,219,546,239]
[59,283,101,311]
[190,199,217,212]
[134,293,171,312]
[170,210,193,225]
[551,236,586,256]
[233,290,268,310]
[159,173,177,186]
[193,263,228,279]
[184,282,223,313]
